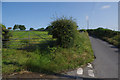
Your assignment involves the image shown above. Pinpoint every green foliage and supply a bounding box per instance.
[79,29,86,32]
[87,27,120,48]
[30,28,34,30]
[50,17,78,48]
[13,24,19,30]
[37,28,45,31]
[19,25,26,30]
[24,32,94,74]
[13,24,26,30]
[45,26,53,35]
[1,24,12,48]
[20,39,29,44]
[2,31,94,75]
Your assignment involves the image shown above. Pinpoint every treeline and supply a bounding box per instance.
[86,28,120,48]
[29,25,53,31]
[8,24,52,31]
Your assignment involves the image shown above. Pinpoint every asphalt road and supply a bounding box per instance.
[89,36,118,78]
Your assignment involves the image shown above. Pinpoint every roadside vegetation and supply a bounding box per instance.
[2,17,94,76]
[87,27,120,48]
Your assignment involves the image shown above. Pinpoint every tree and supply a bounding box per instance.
[13,24,26,30]
[37,28,44,31]
[30,28,34,30]
[19,25,26,30]
[50,16,78,48]
[13,24,19,30]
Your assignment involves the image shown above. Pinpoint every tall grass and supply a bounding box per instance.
[2,31,94,75]
[25,32,94,74]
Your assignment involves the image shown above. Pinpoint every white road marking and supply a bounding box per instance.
[77,68,83,75]
[87,63,93,68]
[88,70,95,77]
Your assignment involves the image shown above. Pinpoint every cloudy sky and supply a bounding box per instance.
[2,2,118,30]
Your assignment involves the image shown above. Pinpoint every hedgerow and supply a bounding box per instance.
[87,27,120,48]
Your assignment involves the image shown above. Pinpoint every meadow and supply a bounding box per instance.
[2,31,94,76]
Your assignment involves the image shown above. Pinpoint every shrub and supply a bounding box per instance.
[1,24,12,48]
[50,17,78,48]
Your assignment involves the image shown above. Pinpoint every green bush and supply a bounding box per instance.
[1,24,12,48]
[50,17,78,48]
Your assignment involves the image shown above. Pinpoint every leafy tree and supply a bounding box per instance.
[13,24,26,30]
[13,24,19,30]
[30,28,34,30]
[19,25,26,30]
[50,16,78,48]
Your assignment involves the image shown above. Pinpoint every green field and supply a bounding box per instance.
[2,31,94,76]
[5,31,53,49]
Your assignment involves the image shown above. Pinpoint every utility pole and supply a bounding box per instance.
[86,16,89,29]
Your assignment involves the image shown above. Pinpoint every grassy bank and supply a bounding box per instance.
[2,31,94,75]
[87,28,120,48]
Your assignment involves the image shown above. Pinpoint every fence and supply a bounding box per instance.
[2,30,54,50]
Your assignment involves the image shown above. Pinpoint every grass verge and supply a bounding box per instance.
[2,31,94,75]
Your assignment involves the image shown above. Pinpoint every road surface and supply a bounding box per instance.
[89,36,118,78]
[65,36,118,78]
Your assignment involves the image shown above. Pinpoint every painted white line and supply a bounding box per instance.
[87,63,93,68]
[88,70,95,77]
[77,68,83,75]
